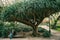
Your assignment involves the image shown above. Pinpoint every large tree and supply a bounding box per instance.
[1,0,60,36]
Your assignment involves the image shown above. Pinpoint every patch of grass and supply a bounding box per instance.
[56,28,60,31]
[56,24,60,26]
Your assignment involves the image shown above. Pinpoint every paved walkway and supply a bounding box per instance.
[0,37,58,40]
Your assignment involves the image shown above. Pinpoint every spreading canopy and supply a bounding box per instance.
[2,0,60,27]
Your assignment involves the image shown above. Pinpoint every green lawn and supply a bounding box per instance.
[56,28,60,31]
[56,23,60,31]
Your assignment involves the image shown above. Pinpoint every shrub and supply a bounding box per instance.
[3,30,9,38]
[43,30,51,37]
[23,27,32,32]
[38,27,46,33]
[57,26,60,28]
[0,30,2,37]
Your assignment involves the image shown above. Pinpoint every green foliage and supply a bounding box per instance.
[54,23,60,31]
[22,27,32,32]
[0,31,2,37]
[0,21,33,37]
[56,28,60,31]
[0,21,15,37]
[38,27,51,37]
[43,30,51,37]
[0,21,9,37]
[0,7,3,12]
[0,7,3,20]
[1,0,60,26]
[0,21,4,37]
[38,27,45,33]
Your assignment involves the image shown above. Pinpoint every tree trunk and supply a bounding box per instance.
[32,26,38,37]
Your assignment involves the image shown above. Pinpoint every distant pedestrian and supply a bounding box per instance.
[9,31,13,40]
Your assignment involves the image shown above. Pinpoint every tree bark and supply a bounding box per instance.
[32,26,38,37]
